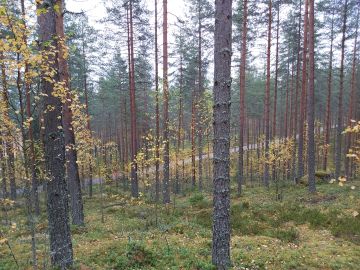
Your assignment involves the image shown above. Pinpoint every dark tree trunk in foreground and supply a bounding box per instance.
[335,0,348,180]
[37,1,73,268]
[238,0,248,196]
[307,0,316,193]
[162,0,170,204]
[55,0,84,226]
[264,0,272,188]
[212,0,232,267]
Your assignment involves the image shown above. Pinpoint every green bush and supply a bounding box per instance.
[189,193,211,208]
[267,227,299,243]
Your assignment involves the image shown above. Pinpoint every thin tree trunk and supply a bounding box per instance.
[335,0,348,180]
[323,9,335,172]
[272,3,280,139]
[154,0,160,202]
[307,0,316,193]
[238,0,248,196]
[162,0,170,203]
[345,7,359,178]
[128,0,139,197]
[264,0,272,188]
[298,0,309,179]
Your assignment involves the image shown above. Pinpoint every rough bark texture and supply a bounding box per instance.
[335,0,348,180]
[212,0,232,267]
[162,0,170,204]
[37,1,73,268]
[264,0,272,188]
[307,0,316,193]
[298,0,308,179]
[238,0,248,196]
[55,0,84,226]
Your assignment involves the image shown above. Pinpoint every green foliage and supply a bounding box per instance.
[266,227,299,243]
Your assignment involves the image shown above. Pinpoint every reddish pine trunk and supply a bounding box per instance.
[264,0,272,188]
[307,0,316,193]
[238,0,248,195]
[55,0,84,226]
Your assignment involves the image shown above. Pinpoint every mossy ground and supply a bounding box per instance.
[1,179,359,269]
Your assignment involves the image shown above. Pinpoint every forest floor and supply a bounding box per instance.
[1,178,360,270]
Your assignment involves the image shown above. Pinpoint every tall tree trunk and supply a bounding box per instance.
[82,38,94,195]
[272,3,280,139]
[20,0,39,214]
[264,0,272,188]
[154,0,160,202]
[212,0,232,267]
[345,7,359,178]
[37,1,73,267]
[191,90,196,188]
[162,0,170,203]
[175,54,184,194]
[298,0,309,179]
[335,0,348,180]
[197,0,203,191]
[128,0,138,197]
[55,0,84,226]
[307,0,316,193]
[238,0,248,196]
[323,9,335,171]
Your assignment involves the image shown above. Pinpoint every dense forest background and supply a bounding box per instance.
[0,0,360,269]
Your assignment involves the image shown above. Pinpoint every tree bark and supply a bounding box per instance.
[162,0,170,203]
[154,0,160,202]
[307,0,316,193]
[298,0,309,179]
[212,0,232,267]
[264,0,272,188]
[55,0,84,226]
[238,0,248,196]
[37,1,73,267]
